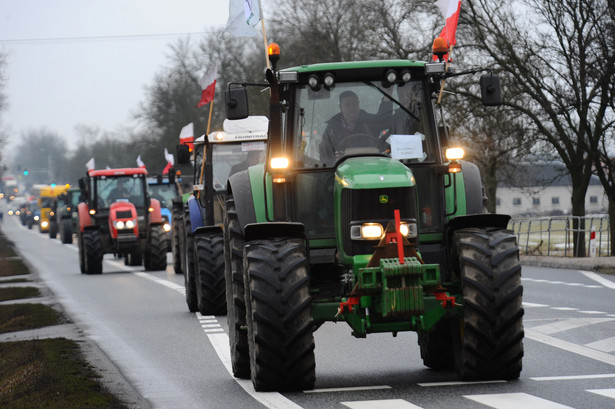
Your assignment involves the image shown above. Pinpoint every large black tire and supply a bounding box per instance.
[60,219,73,244]
[144,225,168,271]
[78,232,86,274]
[83,229,103,275]
[172,207,183,274]
[125,252,142,266]
[224,196,250,378]
[418,317,455,370]
[194,231,226,315]
[453,227,524,380]
[184,218,198,312]
[49,221,58,239]
[243,237,315,391]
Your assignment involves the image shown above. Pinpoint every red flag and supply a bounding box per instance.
[433,0,462,61]
[162,162,172,175]
[196,63,219,108]
[178,123,194,151]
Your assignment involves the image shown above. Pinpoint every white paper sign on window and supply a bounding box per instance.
[390,134,424,160]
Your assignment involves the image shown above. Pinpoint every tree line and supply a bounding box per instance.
[1,0,613,255]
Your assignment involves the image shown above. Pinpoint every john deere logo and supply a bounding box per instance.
[379,195,389,204]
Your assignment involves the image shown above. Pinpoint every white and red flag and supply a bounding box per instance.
[434,0,462,61]
[196,63,219,108]
[162,148,175,175]
[136,155,146,169]
[179,122,194,152]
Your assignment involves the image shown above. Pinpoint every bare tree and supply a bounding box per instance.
[461,0,615,256]
[0,51,8,180]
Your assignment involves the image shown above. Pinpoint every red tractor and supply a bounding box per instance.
[77,168,168,274]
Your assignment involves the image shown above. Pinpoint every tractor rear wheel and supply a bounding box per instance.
[144,225,168,271]
[172,207,182,274]
[243,237,315,391]
[83,229,103,275]
[224,196,250,378]
[194,231,226,315]
[453,227,524,380]
[184,218,197,312]
[60,219,73,244]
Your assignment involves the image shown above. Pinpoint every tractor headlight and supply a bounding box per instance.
[41,221,49,228]
[399,222,418,238]
[34,215,40,221]
[163,222,171,232]
[114,219,136,230]
[350,223,384,240]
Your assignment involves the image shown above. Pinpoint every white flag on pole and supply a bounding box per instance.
[86,157,95,171]
[221,0,261,37]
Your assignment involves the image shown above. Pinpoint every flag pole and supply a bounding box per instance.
[437,45,453,105]
[258,0,270,69]
[199,97,215,187]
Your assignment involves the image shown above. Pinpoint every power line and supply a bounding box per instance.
[0,32,204,45]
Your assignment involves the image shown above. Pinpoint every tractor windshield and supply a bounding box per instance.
[291,80,437,169]
[212,141,266,191]
[96,176,145,208]
[148,183,177,208]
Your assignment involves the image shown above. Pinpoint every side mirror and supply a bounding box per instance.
[225,86,249,120]
[176,144,191,164]
[438,125,450,148]
[480,74,502,106]
[78,177,88,201]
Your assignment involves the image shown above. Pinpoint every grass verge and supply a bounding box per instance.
[0,338,127,408]
[0,287,40,302]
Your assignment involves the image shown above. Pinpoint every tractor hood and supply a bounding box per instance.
[335,157,415,189]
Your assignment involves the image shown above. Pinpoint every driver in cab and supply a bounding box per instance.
[319,90,391,164]
[108,179,131,203]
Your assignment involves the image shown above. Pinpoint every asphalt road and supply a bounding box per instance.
[2,207,615,409]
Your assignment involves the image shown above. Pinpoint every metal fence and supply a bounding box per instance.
[508,215,612,257]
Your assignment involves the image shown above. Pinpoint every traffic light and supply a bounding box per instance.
[23,169,29,176]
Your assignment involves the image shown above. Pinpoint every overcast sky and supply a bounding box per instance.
[0,0,232,152]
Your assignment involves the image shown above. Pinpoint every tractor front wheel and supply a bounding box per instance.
[453,227,524,380]
[243,237,315,391]
[194,231,226,315]
[60,219,73,244]
[144,225,168,271]
[83,229,103,275]
[224,196,249,378]
[183,218,197,312]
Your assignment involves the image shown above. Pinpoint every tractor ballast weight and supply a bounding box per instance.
[222,44,523,391]
[76,168,168,274]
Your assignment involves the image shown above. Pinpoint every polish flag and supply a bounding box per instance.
[162,148,174,175]
[434,0,462,61]
[136,155,146,169]
[179,122,194,151]
[196,63,219,108]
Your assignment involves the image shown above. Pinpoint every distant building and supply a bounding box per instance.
[494,162,608,217]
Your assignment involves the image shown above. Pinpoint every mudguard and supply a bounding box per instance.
[227,169,258,232]
[77,202,92,232]
[148,198,163,224]
[244,222,305,243]
[187,195,204,233]
[460,160,485,215]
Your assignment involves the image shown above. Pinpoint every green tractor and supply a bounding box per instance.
[223,44,523,391]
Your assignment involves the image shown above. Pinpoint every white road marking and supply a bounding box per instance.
[580,271,615,289]
[464,392,575,409]
[551,307,579,311]
[530,318,615,335]
[587,389,615,399]
[134,272,184,292]
[526,329,615,366]
[531,374,615,381]
[305,385,391,393]
[585,336,615,353]
[523,277,601,289]
[418,380,506,387]
[524,302,550,307]
[341,399,422,409]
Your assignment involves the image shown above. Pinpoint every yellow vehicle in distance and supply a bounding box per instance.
[35,184,69,237]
